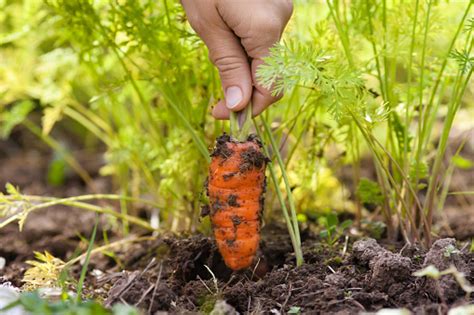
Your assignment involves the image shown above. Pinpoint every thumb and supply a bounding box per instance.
[206,32,252,116]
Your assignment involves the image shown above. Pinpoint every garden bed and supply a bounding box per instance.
[1,135,473,314]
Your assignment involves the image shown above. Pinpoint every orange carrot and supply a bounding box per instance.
[207,134,267,270]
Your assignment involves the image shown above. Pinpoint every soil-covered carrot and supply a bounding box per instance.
[206,133,268,270]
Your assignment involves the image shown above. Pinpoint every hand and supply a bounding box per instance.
[181,0,293,119]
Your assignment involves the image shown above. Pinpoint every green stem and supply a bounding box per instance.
[423,68,473,242]
[365,0,387,101]
[260,116,303,265]
[423,1,472,132]
[253,121,304,266]
[230,104,253,141]
[403,0,420,172]
[414,0,432,161]
[76,217,98,302]
[160,84,211,163]
[326,0,355,68]
[65,236,155,268]
[21,119,94,188]
[1,195,158,231]
[437,137,468,215]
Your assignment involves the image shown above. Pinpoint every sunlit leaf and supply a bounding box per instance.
[0,101,34,139]
[452,155,473,170]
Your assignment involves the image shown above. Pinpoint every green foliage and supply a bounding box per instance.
[258,41,388,125]
[1,0,219,232]
[258,1,473,246]
[443,244,460,258]
[318,212,352,246]
[2,291,140,315]
[0,101,34,138]
[1,1,471,311]
[288,306,302,314]
[362,220,386,240]
[356,178,384,210]
[449,49,474,74]
[414,265,473,295]
[77,218,98,302]
[452,155,473,170]
[47,155,67,187]
[1,0,472,248]
[409,160,428,188]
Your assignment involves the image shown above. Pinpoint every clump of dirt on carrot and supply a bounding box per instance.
[206,133,268,270]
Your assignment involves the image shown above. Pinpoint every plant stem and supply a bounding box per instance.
[365,0,387,101]
[404,0,419,152]
[230,104,253,141]
[260,116,303,265]
[253,120,304,266]
[65,236,155,268]
[76,217,98,302]
[326,0,354,68]
[423,2,472,134]
[423,68,473,244]
[1,194,158,231]
[21,119,94,189]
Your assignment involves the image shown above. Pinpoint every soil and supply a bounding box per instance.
[1,127,473,314]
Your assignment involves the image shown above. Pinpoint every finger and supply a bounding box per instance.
[251,59,283,117]
[208,36,252,112]
[230,1,292,116]
[212,99,231,120]
[182,0,252,113]
[212,91,281,120]
[212,84,283,119]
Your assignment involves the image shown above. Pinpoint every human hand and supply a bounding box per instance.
[181,0,293,119]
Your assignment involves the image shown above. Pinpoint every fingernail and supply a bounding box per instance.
[225,86,242,109]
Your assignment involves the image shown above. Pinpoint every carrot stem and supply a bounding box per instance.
[261,117,303,266]
[254,118,304,266]
[230,104,253,141]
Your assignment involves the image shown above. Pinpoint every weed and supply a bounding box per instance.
[22,252,66,291]
[356,178,384,212]
[414,265,474,298]
[443,244,461,258]
[288,306,302,314]
[318,212,352,247]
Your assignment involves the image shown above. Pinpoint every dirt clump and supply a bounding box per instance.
[353,238,412,291]
[421,238,471,302]
[94,234,473,314]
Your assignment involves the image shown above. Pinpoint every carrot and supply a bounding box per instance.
[207,133,268,270]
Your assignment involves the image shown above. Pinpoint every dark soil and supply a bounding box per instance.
[95,231,473,315]
[1,127,473,314]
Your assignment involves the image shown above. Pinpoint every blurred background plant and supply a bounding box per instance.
[1,0,473,253]
[258,0,473,247]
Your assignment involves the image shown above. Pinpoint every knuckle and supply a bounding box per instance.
[254,18,283,36]
[212,55,245,74]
